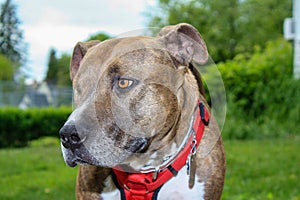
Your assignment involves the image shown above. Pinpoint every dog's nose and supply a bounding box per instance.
[59,124,83,149]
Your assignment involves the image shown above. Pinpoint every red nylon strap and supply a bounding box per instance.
[112,101,210,200]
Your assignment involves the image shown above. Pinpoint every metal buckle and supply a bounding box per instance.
[186,129,197,175]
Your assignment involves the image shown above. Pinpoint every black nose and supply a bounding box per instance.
[59,124,83,150]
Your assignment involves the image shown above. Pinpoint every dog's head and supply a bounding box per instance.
[59,23,208,170]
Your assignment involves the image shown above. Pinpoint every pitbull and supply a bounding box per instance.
[59,23,225,200]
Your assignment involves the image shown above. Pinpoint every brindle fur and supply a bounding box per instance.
[60,23,225,200]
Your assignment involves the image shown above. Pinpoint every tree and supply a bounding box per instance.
[45,32,111,86]
[146,0,292,62]
[56,54,71,87]
[45,48,59,85]
[0,54,14,80]
[238,0,292,54]
[0,0,26,67]
[87,32,110,41]
[45,49,71,87]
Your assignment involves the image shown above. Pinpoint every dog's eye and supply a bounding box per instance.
[117,78,133,89]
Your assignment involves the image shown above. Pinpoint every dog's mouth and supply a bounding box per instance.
[66,158,89,168]
[62,143,98,167]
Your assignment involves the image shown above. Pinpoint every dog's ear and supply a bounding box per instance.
[70,40,100,81]
[158,23,208,66]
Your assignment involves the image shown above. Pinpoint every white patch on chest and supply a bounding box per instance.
[157,168,205,200]
[101,189,120,200]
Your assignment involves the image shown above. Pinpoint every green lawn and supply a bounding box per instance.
[0,138,78,200]
[222,137,300,200]
[0,137,299,200]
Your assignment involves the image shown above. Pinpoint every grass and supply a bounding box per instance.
[0,137,299,200]
[222,137,300,200]
[0,137,78,200]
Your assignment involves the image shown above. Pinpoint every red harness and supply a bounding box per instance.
[112,101,210,200]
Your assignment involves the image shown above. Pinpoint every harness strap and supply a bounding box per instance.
[112,101,210,200]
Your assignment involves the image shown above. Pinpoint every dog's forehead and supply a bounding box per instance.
[77,36,176,81]
[107,49,175,74]
[98,36,173,67]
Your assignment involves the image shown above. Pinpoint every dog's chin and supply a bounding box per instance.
[63,150,99,168]
[65,158,90,167]
[61,144,129,168]
[64,154,125,168]
[61,144,95,168]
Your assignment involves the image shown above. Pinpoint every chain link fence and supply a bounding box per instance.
[0,81,73,108]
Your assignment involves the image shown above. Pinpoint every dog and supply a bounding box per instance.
[59,23,225,200]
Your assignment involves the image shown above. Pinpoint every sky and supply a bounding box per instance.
[0,0,156,82]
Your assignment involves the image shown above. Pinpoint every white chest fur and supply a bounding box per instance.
[101,168,205,200]
[157,168,205,200]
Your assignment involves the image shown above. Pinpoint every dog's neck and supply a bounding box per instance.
[139,102,200,173]
[112,100,210,199]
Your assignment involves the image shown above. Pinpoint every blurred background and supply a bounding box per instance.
[0,0,299,199]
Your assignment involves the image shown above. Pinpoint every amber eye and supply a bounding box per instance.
[117,79,133,89]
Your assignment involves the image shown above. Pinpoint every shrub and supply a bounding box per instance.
[0,107,71,148]
[218,38,300,139]
[218,38,293,115]
[0,54,14,80]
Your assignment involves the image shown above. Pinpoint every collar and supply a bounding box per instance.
[112,101,210,200]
